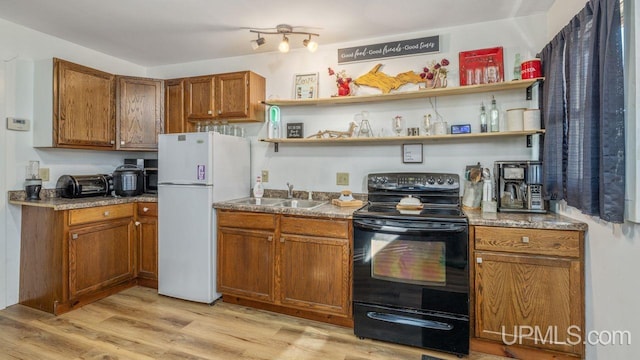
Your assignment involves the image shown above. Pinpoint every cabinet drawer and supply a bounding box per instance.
[475,226,581,257]
[69,204,134,226]
[281,216,349,238]
[217,210,276,230]
[137,202,158,217]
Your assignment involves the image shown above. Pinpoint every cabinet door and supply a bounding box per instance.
[217,72,249,118]
[55,59,116,148]
[474,251,583,356]
[218,227,274,302]
[165,78,186,133]
[278,234,351,316]
[136,215,158,282]
[184,75,216,119]
[68,218,135,299]
[116,76,164,150]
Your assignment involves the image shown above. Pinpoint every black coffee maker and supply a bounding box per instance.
[25,160,42,200]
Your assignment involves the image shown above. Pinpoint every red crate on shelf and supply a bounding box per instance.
[459,47,504,86]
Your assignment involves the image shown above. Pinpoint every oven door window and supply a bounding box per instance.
[371,238,446,286]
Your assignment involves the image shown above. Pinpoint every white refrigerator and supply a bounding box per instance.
[157,132,250,303]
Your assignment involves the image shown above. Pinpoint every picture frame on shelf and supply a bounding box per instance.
[402,143,423,163]
[293,73,319,99]
[459,47,504,86]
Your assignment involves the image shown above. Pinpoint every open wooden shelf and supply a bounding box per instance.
[262,78,543,107]
[259,130,545,145]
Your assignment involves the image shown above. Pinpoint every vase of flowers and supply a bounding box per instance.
[328,67,353,96]
[420,58,450,89]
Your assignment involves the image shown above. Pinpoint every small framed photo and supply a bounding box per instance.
[293,73,318,99]
[402,143,423,163]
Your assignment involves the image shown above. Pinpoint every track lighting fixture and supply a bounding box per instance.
[249,24,319,53]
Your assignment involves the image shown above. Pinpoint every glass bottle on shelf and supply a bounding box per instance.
[479,102,488,133]
[513,53,521,81]
[490,96,500,132]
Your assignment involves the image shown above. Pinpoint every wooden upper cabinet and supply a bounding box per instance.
[54,58,116,149]
[116,76,164,150]
[184,75,216,119]
[164,78,186,133]
[185,71,265,123]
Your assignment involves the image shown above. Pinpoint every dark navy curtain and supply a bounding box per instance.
[540,0,625,223]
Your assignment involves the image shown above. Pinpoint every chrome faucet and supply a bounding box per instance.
[286,182,294,198]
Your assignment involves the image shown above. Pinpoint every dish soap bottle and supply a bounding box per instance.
[490,96,500,132]
[479,102,488,133]
[253,176,264,199]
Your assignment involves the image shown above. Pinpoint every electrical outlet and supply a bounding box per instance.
[336,172,349,186]
[261,170,269,182]
[39,168,50,182]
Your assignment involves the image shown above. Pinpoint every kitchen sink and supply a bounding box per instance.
[228,197,286,206]
[274,199,327,209]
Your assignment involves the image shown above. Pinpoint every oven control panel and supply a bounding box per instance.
[368,172,459,191]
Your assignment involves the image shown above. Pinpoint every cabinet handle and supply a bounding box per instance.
[110,140,115,145]
[267,236,273,242]
[280,237,285,243]
[120,140,125,145]
[135,221,141,226]
[143,207,149,212]
[103,211,110,217]
[521,236,530,243]
[476,257,483,264]
[207,110,213,115]
[218,110,222,115]
[72,233,78,240]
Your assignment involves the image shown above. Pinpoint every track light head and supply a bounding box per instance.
[303,35,318,52]
[251,34,266,50]
[278,35,290,53]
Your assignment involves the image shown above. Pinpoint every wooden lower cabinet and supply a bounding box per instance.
[68,217,135,299]
[217,210,352,326]
[19,203,151,315]
[136,203,158,288]
[279,216,351,317]
[471,226,585,359]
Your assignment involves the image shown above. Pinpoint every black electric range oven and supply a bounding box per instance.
[353,172,469,356]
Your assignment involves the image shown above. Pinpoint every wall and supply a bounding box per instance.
[0,18,155,308]
[547,0,640,359]
[149,15,547,194]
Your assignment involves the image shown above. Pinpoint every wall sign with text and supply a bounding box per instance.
[286,123,304,138]
[338,36,440,64]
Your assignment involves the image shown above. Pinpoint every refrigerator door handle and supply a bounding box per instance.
[158,182,209,187]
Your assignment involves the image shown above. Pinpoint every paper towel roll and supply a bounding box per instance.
[523,109,541,130]
[506,108,525,131]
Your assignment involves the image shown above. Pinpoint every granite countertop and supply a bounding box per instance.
[464,208,588,231]
[8,190,157,211]
[214,198,360,219]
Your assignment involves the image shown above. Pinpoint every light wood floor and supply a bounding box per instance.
[0,286,508,360]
